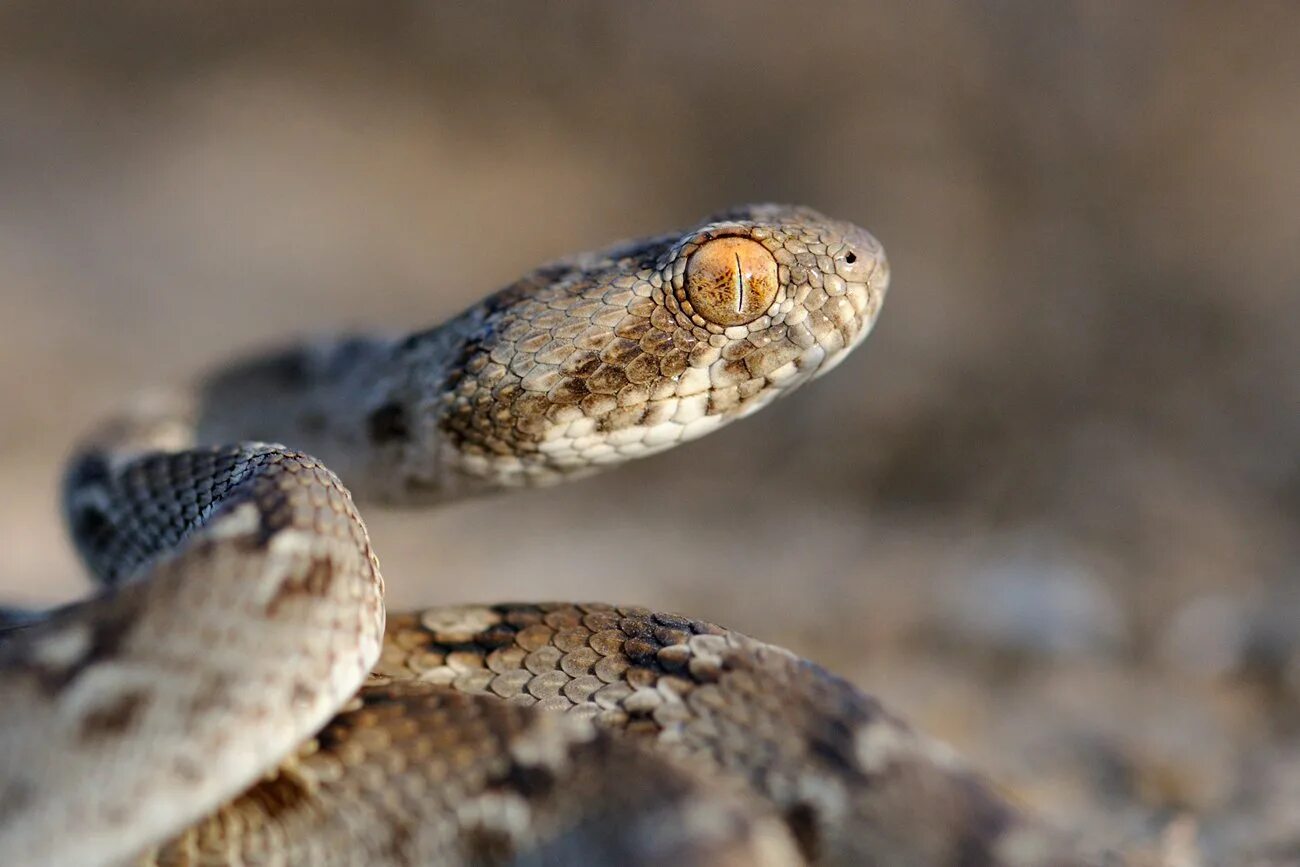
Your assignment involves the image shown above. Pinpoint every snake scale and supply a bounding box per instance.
[0,205,1099,866]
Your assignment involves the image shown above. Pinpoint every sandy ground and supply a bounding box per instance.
[1,3,1297,863]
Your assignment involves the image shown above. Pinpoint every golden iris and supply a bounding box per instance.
[684,237,779,326]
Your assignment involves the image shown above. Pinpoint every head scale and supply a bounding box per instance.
[388,204,889,493]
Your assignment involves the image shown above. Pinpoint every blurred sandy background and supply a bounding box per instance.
[1,2,1297,862]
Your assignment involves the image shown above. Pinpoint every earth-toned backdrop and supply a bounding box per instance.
[1,3,1296,863]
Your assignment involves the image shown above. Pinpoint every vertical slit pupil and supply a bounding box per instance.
[734,251,745,313]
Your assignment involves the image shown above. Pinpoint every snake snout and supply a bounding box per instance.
[770,217,890,386]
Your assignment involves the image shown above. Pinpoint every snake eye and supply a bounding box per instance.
[684,237,779,326]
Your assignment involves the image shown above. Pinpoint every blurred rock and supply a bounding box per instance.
[939,529,1127,658]
[1160,594,1251,680]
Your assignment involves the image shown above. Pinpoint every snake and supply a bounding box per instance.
[0,204,1099,866]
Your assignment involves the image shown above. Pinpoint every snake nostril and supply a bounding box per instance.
[845,251,857,264]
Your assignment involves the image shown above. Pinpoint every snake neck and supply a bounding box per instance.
[193,327,472,506]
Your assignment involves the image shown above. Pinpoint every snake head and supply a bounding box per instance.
[663,203,889,391]
[423,204,889,490]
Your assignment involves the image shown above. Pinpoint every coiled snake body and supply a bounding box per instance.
[0,206,1092,866]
